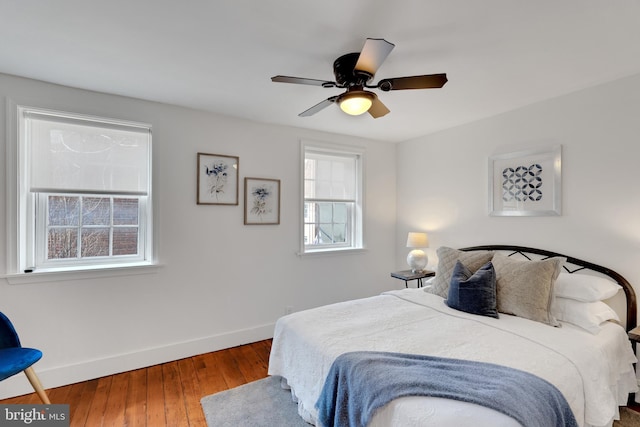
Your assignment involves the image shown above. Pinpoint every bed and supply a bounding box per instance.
[268,245,639,427]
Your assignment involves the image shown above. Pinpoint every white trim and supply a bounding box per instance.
[301,139,366,157]
[0,322,274,399]
[3,263,160,285]
[297,247,368,257]
[5,98,20,275]
[23,108,151,133]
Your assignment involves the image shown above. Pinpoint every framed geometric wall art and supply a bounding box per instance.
[488,145,562,216]
[197,153,239,205]
[244,177,281,225]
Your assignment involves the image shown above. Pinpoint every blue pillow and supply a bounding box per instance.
[446,260,499,318]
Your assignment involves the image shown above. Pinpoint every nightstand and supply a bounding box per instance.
[391,270,435,288]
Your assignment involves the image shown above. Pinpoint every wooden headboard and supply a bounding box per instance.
[459,245,637,331]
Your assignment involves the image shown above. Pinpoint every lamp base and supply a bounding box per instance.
[407,249,428,273]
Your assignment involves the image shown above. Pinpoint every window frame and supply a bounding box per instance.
[304,201,354,249]
[34,193,149,269]
[300,140,365,255]
[5,101,155,280]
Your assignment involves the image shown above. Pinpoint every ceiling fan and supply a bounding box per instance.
[271,38,448,119]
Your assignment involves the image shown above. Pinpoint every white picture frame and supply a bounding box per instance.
[488,145,561,216]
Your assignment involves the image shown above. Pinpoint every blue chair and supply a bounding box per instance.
[0,311,50,403]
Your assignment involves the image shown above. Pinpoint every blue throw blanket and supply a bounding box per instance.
[316,351,578,427]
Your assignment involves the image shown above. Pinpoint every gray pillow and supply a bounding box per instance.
[492,253,566,326]
[427,247,494,298]
[446,260,499,319]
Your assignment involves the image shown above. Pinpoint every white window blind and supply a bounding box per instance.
[302,142,363,253]
[304,151,357,201]
[24,109,150,195]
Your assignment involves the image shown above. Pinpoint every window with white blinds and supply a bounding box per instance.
[302,141,364,253]
[15,106,153,272]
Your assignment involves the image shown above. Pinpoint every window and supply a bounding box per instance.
[40,195,140,260]
[11,106,153,273]
[302,141,364,253]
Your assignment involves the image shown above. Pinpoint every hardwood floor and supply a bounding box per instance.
[0,339,272,427]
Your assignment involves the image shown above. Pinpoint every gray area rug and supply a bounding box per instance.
[201,376,309,427]
[201,376,640,427]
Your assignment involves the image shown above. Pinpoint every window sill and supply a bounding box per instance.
[3,263,161,285]
[298,247,367,257]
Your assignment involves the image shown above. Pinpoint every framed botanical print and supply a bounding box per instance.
[197,153,239,205]
[244,178,280,225]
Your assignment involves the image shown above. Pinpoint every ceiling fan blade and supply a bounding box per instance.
[299,96,339,117]
[271,75,336,87]
[377,73,448,91]
[355,38,395,76]
[368,96,390,118]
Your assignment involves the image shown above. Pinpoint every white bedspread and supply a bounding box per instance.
[268,289,637,427]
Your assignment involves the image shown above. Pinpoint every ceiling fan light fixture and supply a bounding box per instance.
[339,91,375,116]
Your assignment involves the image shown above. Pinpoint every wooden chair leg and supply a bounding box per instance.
[23,366,51,404]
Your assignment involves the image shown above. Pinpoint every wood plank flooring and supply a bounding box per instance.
[0,339,272,427]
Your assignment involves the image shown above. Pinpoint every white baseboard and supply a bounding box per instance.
[0,322,275,400]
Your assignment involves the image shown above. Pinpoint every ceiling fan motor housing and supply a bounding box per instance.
[333,53,372,86]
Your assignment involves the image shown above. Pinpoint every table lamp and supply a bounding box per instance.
[406,232,428,273]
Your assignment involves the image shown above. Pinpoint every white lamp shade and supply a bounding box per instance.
[406,232,428,248]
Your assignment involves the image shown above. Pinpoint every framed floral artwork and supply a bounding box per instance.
[197,153,239,205]
[488,145,561,216]
[244,177,280,225]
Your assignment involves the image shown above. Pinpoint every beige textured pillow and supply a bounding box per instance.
[492,253,566,326]
[427,247,494,298]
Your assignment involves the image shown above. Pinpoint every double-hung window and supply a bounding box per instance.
[12,106,153,273]
[302,141,364,253]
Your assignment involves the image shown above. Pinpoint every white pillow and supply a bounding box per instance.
[552,298,620,334]
[422,276,435,288]
[553,273,621,302]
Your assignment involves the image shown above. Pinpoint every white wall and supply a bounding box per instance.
[0,73,398,398]
[396,73,640,308]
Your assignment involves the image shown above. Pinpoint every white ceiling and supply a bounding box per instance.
[2,1,640,142]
